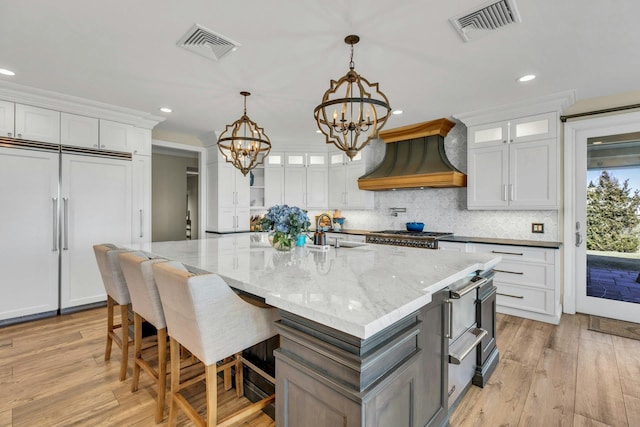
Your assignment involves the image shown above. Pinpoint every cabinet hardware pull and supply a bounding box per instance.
[17,133,22,138]
[449,276,488,299]
[494,269,524,275]
[503,184,507,201]
[52,197,58,251]
[63,197,69,250]
[139,209,143,238]
[449,328,488,365]
[491,250,523,256]
[448,385,456,397]
[7,132,12,137]
[509,184,514,201]
[444,300,453,338]
[497,292,524,299]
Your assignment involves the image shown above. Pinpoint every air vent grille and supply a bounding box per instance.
[449,0,522,42]
[177,24,240,61]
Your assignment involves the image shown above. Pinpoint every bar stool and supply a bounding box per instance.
[93,243,134,381]
[118,251,169,423]
[152,261,279,427]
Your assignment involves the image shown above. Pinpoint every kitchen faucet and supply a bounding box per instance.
[314,213,332,245]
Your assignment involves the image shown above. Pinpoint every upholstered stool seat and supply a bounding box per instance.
[152,261,279,427]
[119,251,169,423]
[93,243,134,381]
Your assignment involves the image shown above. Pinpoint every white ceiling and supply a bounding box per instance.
[1,0,639,148]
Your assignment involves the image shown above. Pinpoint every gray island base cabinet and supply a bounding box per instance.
[129,235,500,427]
[275,290,448,427]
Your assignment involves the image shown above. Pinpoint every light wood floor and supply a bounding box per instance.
[1,309,639,426]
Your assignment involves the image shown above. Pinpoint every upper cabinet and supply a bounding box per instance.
[15,104,60,144]
[61,113,99,148]
[283,152,328,209]
[0,100,15,137]
[466,110,560,210]
[328,150,373,210]
[128,127,152,156]
[99,119,131,152]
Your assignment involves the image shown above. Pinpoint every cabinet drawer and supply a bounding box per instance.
[494,261,553,289]
[473,244,555,264]
[495,283,554,315]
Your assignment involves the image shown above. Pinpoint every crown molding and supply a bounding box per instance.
[0,81,165,129]
[454,90,576,127]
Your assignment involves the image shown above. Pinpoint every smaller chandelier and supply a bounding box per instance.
[314,35,392,160]
[218,91,271,176]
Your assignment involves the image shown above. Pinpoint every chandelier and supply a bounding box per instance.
[314,35,392,160]
[217,91,271,176]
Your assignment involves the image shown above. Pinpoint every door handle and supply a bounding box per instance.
[139,209,143,238]
[52,197,58,251]
[63,197,69,250]
[509,184,514,201]
[503,184,508,201]
[444,300,453,338]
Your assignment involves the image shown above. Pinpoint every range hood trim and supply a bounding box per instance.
[358,118,467,190]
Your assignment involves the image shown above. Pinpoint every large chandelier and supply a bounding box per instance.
[314,35,392,160]
[217,91,271,176]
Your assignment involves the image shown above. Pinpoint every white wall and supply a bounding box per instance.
[336,119,560,241]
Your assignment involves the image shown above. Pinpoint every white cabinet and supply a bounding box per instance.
[264,152,285,208]
[99,119,131,152]
[0,146,59,321]
[15,104,60,144]
[283,152,328,209]
[60,113,99,148]
[250,165,265,209]
[328,150,373,210]
[0,99,15,137]
[473,243,560,324]
[132,154,151,244]
[437,241,469,252]
[60,153,132,309]
[467,112,558,210]
[207,148,250,232]
[129,126,151,156]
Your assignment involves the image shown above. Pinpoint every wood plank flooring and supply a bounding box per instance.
[1,308,640,426]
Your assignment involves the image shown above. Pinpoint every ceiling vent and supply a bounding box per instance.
[177,24,240,61]
[449,0,522,42]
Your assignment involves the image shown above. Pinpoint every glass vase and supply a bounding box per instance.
[269,231,294,251]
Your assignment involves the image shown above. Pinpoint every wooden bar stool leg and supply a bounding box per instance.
[206,364,218,427]
[168,337,180,427]
[131,313,143,392]
[223,356,232,391]
[156,327,168,424]
[105,296,114,361]
[119,304,130,381]
[234,352,243,398]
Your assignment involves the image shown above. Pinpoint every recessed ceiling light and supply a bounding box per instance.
[159,107,173,113]
[0,68,15,76]
[517,74,536,83]
[392,109,403,115]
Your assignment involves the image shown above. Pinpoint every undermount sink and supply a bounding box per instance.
[329,240,368,249]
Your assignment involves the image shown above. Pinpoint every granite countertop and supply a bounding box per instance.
[131,234,500,339]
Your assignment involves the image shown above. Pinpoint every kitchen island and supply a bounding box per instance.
[132,233,501,426]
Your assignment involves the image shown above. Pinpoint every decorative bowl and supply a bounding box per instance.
[406,222,424,232]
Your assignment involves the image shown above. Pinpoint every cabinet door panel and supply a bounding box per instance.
[328,166,346,209]
[307,167,328,209]
[15,104,60,143]
[510,139,557,208]
[469,121,508,147]
[60,154,132,309]
[265,167,284,207]
[511,112,556,143]
[99,119,131,152]
[129,127,151,156]
[60,113,99,149]
[0,147,59,321]
[284,168,306,207]
[0,100,15,137]
[235,169,250,206]
[132,155,151,243]
[467,146,509,209]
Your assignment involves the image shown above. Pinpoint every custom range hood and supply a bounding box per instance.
[358,118,467,190]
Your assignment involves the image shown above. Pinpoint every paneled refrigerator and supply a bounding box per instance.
[0,139,132,323]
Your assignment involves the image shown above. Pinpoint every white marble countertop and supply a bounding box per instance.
[131,233,501,339]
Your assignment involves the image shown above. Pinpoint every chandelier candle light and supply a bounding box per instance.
[217,91,271,176]
[314,35,392,159]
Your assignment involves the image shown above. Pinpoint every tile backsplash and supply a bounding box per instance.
[330,118,560,241]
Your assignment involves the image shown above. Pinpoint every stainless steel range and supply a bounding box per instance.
[365,230,453,249]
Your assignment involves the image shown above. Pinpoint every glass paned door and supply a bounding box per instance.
[576,131,640,322]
